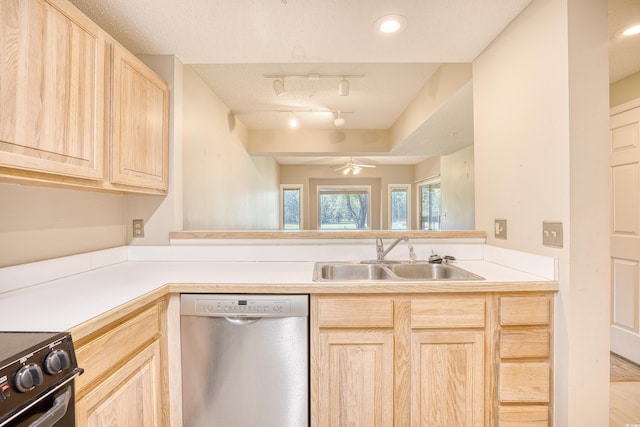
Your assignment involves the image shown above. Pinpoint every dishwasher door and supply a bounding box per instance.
[180,294,309,427]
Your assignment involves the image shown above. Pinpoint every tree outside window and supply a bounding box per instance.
[318,186,370,230]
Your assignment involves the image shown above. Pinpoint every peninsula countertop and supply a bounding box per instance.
[0,245,558,333]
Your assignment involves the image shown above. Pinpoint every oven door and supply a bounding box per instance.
[4,383,75,427]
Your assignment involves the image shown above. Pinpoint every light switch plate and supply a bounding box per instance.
[543,221,563,248]
[495,219,507,239]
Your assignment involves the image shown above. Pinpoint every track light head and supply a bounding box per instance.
[273,79,286,96]
[338,78,349,96]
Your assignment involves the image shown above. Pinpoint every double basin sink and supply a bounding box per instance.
[313,261,484,282]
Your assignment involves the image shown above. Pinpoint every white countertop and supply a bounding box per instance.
[0,244,557,332]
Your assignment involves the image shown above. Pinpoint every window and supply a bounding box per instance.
[280,185,303,230]
[418,179,441,230]
[318,186,371,230]
[389,184,410,230]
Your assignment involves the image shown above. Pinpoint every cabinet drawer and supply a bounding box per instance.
[499,362,550,403]
[316,298,394,328]
[500,296,550,326]
[500,328,550,359]
[411,297,485,328]
[75,304,160,394]
[498,405,549,427]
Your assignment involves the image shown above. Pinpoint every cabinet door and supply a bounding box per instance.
[317,331,394,427]
[0,0,105,179]
[411,330,484,427]
[76,340,162,427]
[110,44,168,192]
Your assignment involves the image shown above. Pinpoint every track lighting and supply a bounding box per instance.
[338,78,349,96]
[265,74,363,97]
[275,110,352,128]
[273,79,286,96]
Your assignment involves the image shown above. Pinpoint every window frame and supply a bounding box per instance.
[416,177,441,231]
[388,184,411,230]
[280,184,303,230]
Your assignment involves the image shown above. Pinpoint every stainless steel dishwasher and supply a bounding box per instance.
[180,294,309,427]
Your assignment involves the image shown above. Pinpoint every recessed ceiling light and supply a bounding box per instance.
[623,24,640,37]
[374,15,407,34]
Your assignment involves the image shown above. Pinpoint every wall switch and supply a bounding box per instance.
[495,219,507,239]
[543,221,563,248]
[132,219,144,238]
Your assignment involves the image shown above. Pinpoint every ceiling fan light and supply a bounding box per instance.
[342,168,350,175]
[352,167,361,175]
[273,79,286,96]
[338,78,350,96]
[289,115,298,128]
[334,114,345,127]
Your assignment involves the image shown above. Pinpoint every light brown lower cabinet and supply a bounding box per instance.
[75,340,162,426]
[311,293,554,427]
[72,299,169,426]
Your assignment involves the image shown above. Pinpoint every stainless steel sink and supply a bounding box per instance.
[313,261,484,282]
[316,263,394,281]
[386,262,484,280]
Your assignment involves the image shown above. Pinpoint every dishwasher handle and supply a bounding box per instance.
[224,317,262,325]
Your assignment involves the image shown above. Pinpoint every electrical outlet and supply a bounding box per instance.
[543,221,563,248]
[132,219,144,238]
[495,219,507,239]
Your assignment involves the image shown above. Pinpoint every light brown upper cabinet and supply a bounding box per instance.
[0,0,169,194]
[109,43,169,193]
[0,0,106,180]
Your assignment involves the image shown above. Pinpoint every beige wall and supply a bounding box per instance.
[414,156,440,181]
[280,150,475,231]
[248,129,390,155]
[0,184,125,267]
[390,64,472,151]
[281,164,414,229]
[182,65,280,230]
[440,145,474,230]
[473,0,609,425]
[610,71,640,107]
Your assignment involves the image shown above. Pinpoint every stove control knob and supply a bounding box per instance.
[44,349,71,375]
[14,364,44,392]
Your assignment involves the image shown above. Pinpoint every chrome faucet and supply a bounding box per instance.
[376,236,409,262]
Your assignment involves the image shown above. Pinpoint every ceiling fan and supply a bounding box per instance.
[333,158,376,175]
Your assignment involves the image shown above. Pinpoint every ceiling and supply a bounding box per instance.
[70,0,640,167]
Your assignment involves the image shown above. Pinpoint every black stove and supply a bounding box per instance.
[0,332,82,426]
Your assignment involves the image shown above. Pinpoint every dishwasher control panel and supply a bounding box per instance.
[181,294,309,318]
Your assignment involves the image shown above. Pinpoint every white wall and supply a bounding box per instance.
[182,65,279,230]
[473,0,609,425]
